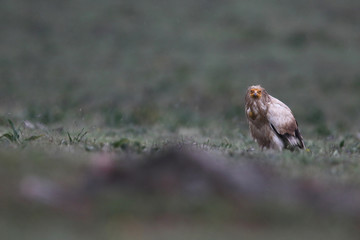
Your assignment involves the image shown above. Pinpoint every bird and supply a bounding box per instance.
[245,85,305,151]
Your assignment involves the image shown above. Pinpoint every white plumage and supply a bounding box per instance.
[245,85,304,151]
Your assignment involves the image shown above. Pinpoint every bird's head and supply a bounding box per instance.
[247,85,264,100]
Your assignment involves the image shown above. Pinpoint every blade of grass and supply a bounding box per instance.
[8,119,20,141]
[67,132,73,144]
[0,133,16,142]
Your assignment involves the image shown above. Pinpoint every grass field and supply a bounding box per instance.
[1,0,360,239]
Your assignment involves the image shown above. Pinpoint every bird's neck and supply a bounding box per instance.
[250,99,267,112]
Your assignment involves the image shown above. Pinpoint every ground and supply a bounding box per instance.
[1,0,360,239]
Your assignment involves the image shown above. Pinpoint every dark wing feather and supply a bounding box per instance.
[271,123,305,150]
[294,121,305,149]
[267,96,305,150]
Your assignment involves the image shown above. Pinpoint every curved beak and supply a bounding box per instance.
[253,92,258,97]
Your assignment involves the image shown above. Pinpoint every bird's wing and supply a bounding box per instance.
[267,96,297,135]
[267,96,304,149]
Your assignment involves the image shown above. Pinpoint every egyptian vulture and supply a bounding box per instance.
[245,85,305,151]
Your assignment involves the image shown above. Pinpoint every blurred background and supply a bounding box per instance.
[1,0,360,239]
[1,0,360,135]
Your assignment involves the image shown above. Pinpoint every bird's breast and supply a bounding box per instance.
[246,107,258,120]
[248,110,256,120]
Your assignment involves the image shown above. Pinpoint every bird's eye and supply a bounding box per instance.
[250,90,254,94]
[258,90,262,94]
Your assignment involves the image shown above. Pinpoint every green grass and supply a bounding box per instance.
[1,0,360,239]
[0,123,359,239]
